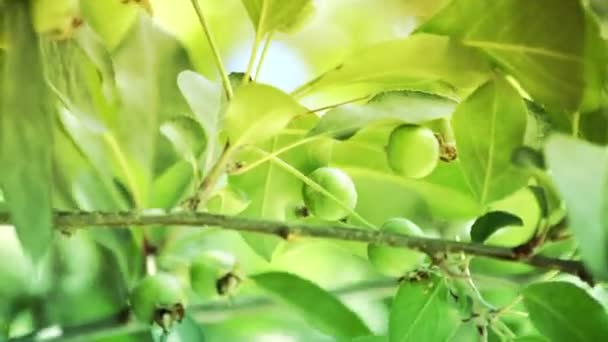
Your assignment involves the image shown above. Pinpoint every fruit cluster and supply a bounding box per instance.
[298,123,440,277]
[130,251,240,331]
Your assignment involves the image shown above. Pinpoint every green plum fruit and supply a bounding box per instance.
[190,251,239,299]
[302,167,357,221]
[130,273,185,329]
[386,124,440,178]
[368,218,426,277]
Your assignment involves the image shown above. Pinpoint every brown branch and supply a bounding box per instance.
[0,210,591,281]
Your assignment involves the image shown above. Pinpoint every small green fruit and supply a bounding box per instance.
[130,273,185,329]
[190,251,239,299]
[368,218,426,277]
[386,124,440,179]
[302,167,357,221]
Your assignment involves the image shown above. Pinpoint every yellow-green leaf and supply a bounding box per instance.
[0,1,54,261]
[418,0,606,112]
[452,77,529,205]
[225,83,306,147]
[241,0,313,34]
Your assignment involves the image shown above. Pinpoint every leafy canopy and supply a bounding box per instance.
[0,0,607,341]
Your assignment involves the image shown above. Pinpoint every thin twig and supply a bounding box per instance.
[290,68,333,99]
[229,136,322,175]
[249,147,377,229]
[243,0,269,83]
[189,0,233,99]
[182,143,234,210]
[253,32,274,81]
[307,94,373,113]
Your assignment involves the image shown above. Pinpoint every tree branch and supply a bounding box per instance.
[182,143,234,210]
[0,210,590,281]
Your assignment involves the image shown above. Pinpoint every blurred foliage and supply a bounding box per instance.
[0,0,607,341]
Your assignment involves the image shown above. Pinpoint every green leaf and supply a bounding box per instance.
[308,91,456,139]
[151,315,205,342]
[225,83,306,147]
[206,186,251,215]
[80,0,140,50]
[470,211,523,243]
[418,0,606,111]
[112,14,193,205]
[511,146,546,170]
[527,185,549,218]
[177,70,223,172]
[522,281,608,342]
[160,115,207,164]
[352,336,388,342]
[150,161,194,209]
[389,275,461,342]
[294,34,491,104]
[321,127,480,219]
[52,120,142,285]
[0,2,54,261]
[230,115,322,259]
[480,186,541,247]
[512,337,549,342]
[580,106,608,145]
[74,24,119,104]
[545,134,608,279]
[40,34,118,179]
[241,0,313,34]
[452,77,529,205]
[250,272,371,339]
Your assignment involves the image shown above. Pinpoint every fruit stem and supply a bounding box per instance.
[242,0,270,84]
[290,67,334,99]
[189,0,233,100]
[307,94,373,113]
[253,32,274,81]
[229,136,323,175]
[182,143,235,210]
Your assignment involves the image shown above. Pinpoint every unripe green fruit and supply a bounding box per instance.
[190,251,239,299]
[302,167,357,221]
[386,124,440,179]
[130,273,185,329]
[368,218,426,277]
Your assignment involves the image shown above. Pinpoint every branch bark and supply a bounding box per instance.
[0,210,590,281]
